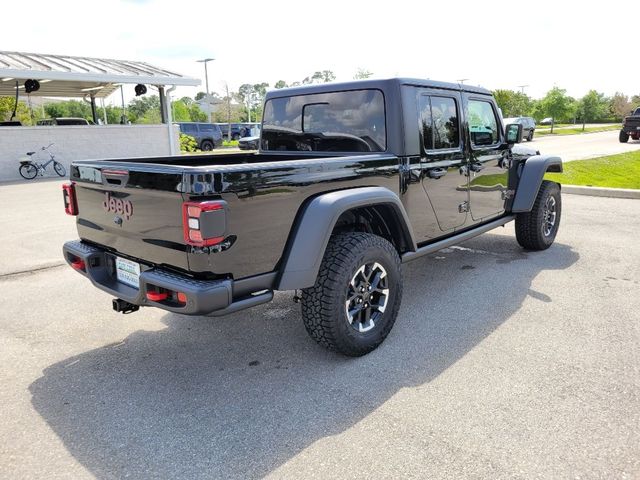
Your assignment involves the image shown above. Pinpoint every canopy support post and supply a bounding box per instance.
[159,86,167,124]
[90,94,98,124]
[165,85,177,155]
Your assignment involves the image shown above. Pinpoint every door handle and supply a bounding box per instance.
[427,168,447,179]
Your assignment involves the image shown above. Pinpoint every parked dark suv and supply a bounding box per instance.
[503,116,536,141]
[176,122,223,150]
[215,122,260,141]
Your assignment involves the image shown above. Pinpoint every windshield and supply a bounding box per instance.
[262,89,386,152]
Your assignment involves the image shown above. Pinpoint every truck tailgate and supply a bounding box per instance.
[71,162,188,271]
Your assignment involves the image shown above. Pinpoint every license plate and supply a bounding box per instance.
[115,257,140,288]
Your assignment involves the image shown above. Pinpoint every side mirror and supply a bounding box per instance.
[505,123,523,144]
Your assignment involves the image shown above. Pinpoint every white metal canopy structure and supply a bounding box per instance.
[0,51,200,98]
[0,51,201,154]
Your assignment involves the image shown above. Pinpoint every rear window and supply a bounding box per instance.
[199,124,216,134]
[262,89,386,152]
[181,124,198,134]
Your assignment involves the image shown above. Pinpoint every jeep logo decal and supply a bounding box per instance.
[103,192,133,220]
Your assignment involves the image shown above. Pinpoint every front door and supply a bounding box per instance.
[465,97,509,222]
[419,93,468,233]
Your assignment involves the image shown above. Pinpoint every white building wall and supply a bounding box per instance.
[0,125,179,183]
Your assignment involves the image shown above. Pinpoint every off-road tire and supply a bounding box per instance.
[201,140,214,151]
[515,180,561,250]
[301,232,403,356]
[619,130,629,143]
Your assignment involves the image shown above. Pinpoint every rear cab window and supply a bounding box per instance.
[262,89,386,152]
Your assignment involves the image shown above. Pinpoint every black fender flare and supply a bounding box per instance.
[511,155,563,213]
[276,187,416,290]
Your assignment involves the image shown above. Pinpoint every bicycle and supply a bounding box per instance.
[18,143,66,180]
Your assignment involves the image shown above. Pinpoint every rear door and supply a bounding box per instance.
[71,162,189,270]
[419,92,468,232]
[464,96,509,221]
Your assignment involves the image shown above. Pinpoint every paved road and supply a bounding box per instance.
[531,129,640,162]
[1,181,639,479]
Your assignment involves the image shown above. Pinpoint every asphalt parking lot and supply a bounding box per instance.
[1,180,639,479]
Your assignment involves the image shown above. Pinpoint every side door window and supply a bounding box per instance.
[466,98,508,221]
[417,94,468,233]
[468,100,500,147]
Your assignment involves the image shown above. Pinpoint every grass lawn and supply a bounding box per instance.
[536,125,621,136]
[545,150,640,189]
[223,140,239,147]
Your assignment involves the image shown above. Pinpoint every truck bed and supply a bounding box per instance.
[69,152,400,279]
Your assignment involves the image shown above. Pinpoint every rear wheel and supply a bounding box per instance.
[515,180,561,250]
[527,130,534,141]
[619,130,629,143]
[19,163,38,179]
[53,161,66,177]
[301,232,403,356]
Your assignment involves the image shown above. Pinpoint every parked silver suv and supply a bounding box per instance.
[503,116,536,141]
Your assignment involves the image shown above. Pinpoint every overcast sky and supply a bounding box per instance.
[2,0,634,103]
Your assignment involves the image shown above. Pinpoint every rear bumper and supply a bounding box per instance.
[63,240,233,315]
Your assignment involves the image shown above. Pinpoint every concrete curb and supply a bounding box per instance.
[562,185,640,199]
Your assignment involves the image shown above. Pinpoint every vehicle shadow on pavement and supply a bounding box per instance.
[30,234,579,479]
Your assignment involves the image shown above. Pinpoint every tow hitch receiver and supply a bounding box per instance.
[112,298,139,314]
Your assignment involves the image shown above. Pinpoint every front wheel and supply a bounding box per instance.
[515,180,561,250]
[619,130,629,143]
[301,232,403,356]
[53,161,66,177]
[201,140,214,151]
[19,163,38,179]
[527,130,534,141]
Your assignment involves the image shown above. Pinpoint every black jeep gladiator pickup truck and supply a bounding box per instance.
[62,78,563,356]
[619,107,640,142]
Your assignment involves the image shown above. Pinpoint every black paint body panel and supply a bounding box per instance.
[68,78,558,292]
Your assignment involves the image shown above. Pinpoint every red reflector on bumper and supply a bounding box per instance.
[146,291,168,301]
[70,258,86,271]
[177,292,187,304]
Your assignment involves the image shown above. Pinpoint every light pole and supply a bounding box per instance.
[197,58,215,122]
[516,84,529,94]
[457,78,469,85]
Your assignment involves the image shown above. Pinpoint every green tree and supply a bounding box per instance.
[0,97,32,124]
[493,89,532,118]
[188,103,206,122]
[610,92,632,120]
[540,87,573,133]
[577,90,608,129]
[302,70,336,84]
[127,95,160,123]
[274,80,287,89]
[171,100,190,122]
[195,91,207,101]
[354,68,373,79]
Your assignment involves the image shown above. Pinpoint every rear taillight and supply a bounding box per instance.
[182,200,226,247]
[62,182,78,216]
